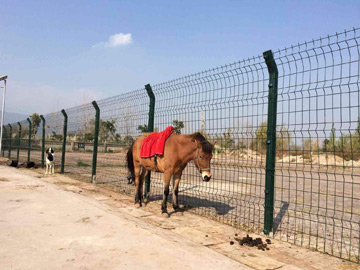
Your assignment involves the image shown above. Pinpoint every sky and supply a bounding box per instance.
[0,0,359,116]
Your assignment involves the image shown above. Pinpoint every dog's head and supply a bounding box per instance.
[46,147,55,161]
[46,147,54,154]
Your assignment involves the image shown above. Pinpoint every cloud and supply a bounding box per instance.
[93,33,132,48]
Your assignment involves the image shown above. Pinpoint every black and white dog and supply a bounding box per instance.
[45,147,55,174]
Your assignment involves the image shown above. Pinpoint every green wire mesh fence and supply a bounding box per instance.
[273,29,360,261]
[2,28,359,263]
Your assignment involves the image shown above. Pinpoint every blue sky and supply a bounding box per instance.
[0,0,359,115]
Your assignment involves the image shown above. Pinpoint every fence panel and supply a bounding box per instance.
[151,57,269,231]
[95,89,149,194]
[13,120,32,163]
[42,112,65,174]
[57,105,95,181]
[273,28,360,262]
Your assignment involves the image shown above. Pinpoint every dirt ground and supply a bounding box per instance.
[0,166,358,270]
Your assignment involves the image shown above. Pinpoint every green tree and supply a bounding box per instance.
[123,135,134,146]
[322,139,330,151]
[137,124,148,133]
[51,131,63,141]
[221,129,235,149]
[100,119,116,142]
[87,118,117,142]
[353,117,360,152]
[249,121,268,153]
[84,132,94,142]
[173,120,184,134]
[249,121,293,155]
[30,113,41,137]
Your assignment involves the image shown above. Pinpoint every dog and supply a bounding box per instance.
[45,147,55,174]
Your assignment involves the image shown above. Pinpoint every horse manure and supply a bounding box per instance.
[235,233,238,236]
[205,235,208,237]
[230,241,234,245]
[234,234,271,251]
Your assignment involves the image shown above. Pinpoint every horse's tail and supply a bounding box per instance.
[126,143,135,184]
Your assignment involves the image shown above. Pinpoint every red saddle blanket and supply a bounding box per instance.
[140,126,174,158]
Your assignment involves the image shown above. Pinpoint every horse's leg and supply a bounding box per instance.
[134,165,142,208]
[161,171,172,216]
[139,168,149,206]
[172,171,182,211]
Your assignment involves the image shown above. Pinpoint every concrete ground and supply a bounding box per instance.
[0,165,358,270]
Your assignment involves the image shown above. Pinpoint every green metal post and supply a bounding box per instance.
[91,101,100,183]
[144,84,155,198]
[263,50,279,235]
[17,122,21,161]
[7,124,12,159]
[61,109,68,174]
[2,125,6,157]
[40,115,46,168]
[26,118,31,163]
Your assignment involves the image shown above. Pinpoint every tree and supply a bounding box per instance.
[123,135,134,146]
[137,124,148,133]
[220,129,235,149]
[100,119,116,142]
[323,139,330,151]
[51,131,63,141]
[84,132,94,142]
[30,113,41,137]
[249,121,267,153]
[277,125,292,156]
[173,120,184,134]
[249,121,294,155]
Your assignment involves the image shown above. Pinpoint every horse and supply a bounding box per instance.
[126,132,214,216]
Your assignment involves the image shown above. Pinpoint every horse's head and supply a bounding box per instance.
[192,134,215,182]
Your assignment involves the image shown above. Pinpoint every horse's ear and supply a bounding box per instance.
[210,141,217,146]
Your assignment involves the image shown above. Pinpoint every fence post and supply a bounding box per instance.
[17,122,21,161]
[27,118,31,162]
[61,109,68,174]
[2,125,6,157]
[144,84,155,198]
[263,50,279,235]
[7,124,12,159]
[91,101,100,183]
[40,115,45,168]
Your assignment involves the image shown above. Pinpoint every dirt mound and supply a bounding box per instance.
[278,154,360,167]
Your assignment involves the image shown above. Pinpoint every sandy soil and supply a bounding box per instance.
[0,165,358,270]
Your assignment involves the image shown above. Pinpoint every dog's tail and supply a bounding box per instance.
[126,143,135,184]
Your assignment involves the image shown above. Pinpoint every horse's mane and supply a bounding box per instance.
[190,132,213,153]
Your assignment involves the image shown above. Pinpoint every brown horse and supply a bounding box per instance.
[126,132,214,216]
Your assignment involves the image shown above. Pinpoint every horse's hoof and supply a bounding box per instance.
[135,203,141,208]
[161,212,169,218]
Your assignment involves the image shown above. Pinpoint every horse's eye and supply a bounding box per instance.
[200,156,203,159]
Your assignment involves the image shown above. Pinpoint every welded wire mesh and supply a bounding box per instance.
[13,120,31,163]
[4,28,360,263]
[95,89,149,193]
[273,28,360,262]
[49,104,96,181]
[42,111,64,173]
[150,58,269,232]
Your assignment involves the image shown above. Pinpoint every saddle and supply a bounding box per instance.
[140,126,174,159]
